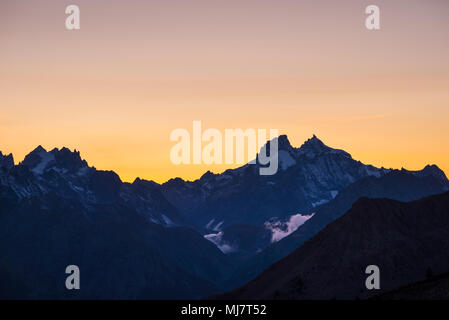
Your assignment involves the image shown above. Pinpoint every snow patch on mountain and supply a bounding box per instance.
[32,151,54,175]
[365,166,384,178]
[204,232,235,253]
[162,214,174,226]
[205,219,225,232]
[265,213,314,243]
[278,150,296,170]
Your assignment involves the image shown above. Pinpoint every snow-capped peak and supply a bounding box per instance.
[20,146,54,174]
[21,146,88,175]
[262,134,295,152]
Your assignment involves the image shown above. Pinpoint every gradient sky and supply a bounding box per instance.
[1,0,449,183]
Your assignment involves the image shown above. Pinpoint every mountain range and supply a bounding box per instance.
[161,135,390,232]
[1,135,448,299]
[0,147,231,298]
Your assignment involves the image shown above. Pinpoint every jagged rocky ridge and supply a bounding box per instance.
[1,136,448,299]
[161,135,390,232]
[0,146,232,299]
[160,135,448,256]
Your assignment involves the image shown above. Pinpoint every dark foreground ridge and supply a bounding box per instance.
[372,271,449,300]
[216,191,449,299]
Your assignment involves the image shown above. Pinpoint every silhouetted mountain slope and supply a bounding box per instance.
[372,271,449,300]
[0,147,232,299]
[217,191,449,299]
[0,195,232,299]
[225,168,449,289]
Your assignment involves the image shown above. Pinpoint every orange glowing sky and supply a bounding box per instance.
[1,0,449,183]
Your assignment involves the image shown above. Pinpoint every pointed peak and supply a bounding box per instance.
[261,135,294,153]
[21,146,88,174]
[298,135,328,154]
[163,177,186,187]
[32,145,47,154]
[133,177,142,184]
[277,135,294,150]
[21,146,54,173]
[0,151,14,169]
[298,135,352,159]
[200,170,216,180]
[132,177,160,189]
[302,134,325,147]
[277,134,289,141]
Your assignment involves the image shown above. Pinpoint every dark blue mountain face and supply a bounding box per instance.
[159,136,449,257]
[161,136,389,233]
[0,151,14,170]
[1,137,448,299]
[0,147,232,299]
[224,169,449,290]
[0,198,225,299]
